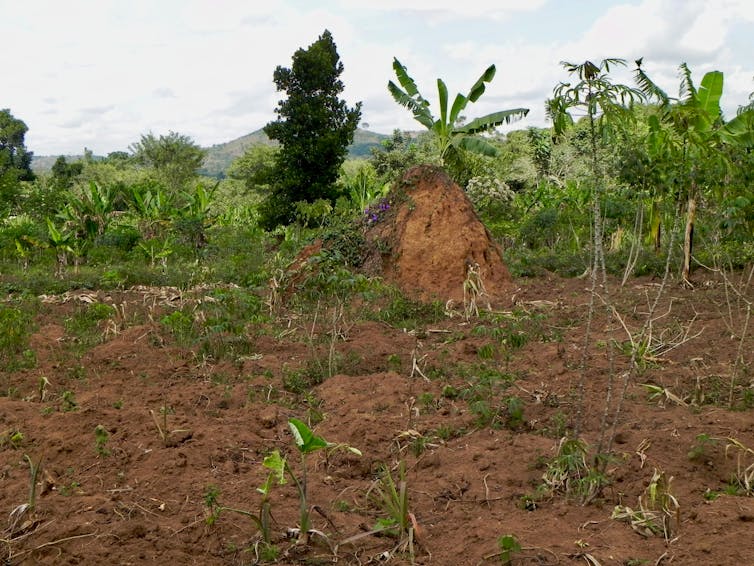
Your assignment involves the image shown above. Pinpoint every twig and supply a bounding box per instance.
[8,532,97,563]
[729,303,751,408]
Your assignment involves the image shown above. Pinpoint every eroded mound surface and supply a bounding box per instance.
[365,165,514,305]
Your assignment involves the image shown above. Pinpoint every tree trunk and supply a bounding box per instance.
[650,199,662,254]
[682,196,696,284]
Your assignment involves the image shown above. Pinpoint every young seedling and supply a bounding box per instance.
[541,437,604,504]
[612,468,680,540]
[94,424,110,457]
[273,418,361,546]
[149,407,190,447]
[339,460,419,562]
[60,390,77,412]
[9,455,43,535]
[497,534,522,565]
[38,376,50,402]
[209,451,287,558]
[724,437,754,494]
[641,383,687,407]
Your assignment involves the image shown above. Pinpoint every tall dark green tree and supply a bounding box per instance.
[262,29,362,228]
[0,109,34,215]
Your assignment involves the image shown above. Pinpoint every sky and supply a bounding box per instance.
[3,0,754,156]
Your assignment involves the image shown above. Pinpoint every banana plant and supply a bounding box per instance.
[388,58,528,164]
[266,418,360,546]
[46,218,74,277]
[58,181,119,240]
[177,182,219,249]
[124,183,177,239]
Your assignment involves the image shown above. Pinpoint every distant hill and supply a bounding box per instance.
[198,127,390,178]
[32,128,391,178]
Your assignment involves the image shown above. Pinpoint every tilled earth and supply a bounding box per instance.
[2,271,754,565]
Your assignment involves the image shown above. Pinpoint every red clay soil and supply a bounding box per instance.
[365,165,514,305]
[2,271,754,565]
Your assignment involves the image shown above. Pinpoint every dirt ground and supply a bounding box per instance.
[2,268,754,566]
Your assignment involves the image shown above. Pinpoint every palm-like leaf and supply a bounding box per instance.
[388,57,528,164]
[721,108,754,146]
[678,63,697,102]
[437,78,449,130]
[697,71,723,122]
[456,108,529,135]
[633,61,671,106]
[467,64,496,103]
[392,58,422,98]
[387,81,434,129]
[545,96,574,138]
[458,136,499,156]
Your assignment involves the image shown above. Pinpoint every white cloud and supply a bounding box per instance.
[3,0,752,155]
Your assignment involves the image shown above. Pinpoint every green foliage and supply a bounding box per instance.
[612,468,680,539]
[497,534,522,565]
[368,461,412,539]
[459,365,518,429]
[0,430,24,449]
[0,303,35,371]
[371,290,446,331]
[159,288,265,361]
[0,108,34,216]
[203,485,222,526]
[389,58,529,165]
[227,144,278,192]
[262,30,362,228]
[94,424,110,457]
[130,131,207,192]
[724,437,754,495]
[64,302,115,351]
[51,156,84,190]
[262,418,360,545]
[160,310,196,346]
[541,438,605,504]
[369,130,434,186]
[60,390,78,412]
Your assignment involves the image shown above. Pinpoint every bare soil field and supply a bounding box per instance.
[2,268,754,565]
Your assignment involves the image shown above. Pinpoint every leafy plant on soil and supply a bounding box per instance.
[204,455,286,561]
[64,301,116,352]
[271,418,361,547]
[641,383,687,407]
[370,461,414,538]
[612,468,680,540]
[59,390,77,412]
[0,429,24,449]
[8,455,42,536]
[540,437,604,504]
[93,424,110,457]
[339,460,419,563]
[496,534,522,565]
[724,437,754,495]
[459,365,519,430]
[0,303,35,374]
[687,433,718,462]
[149,407,190,448]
